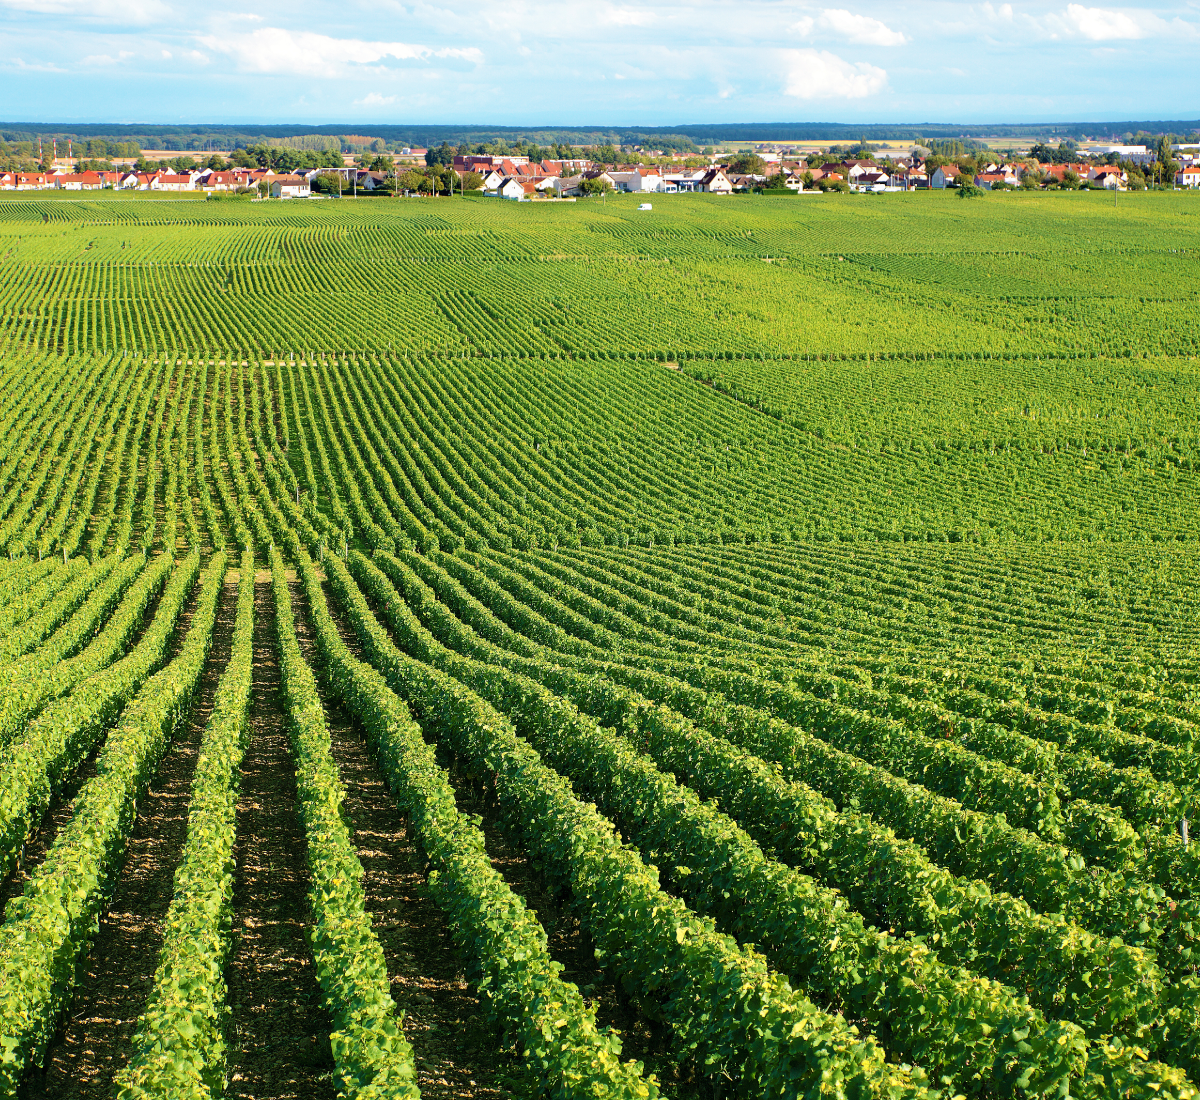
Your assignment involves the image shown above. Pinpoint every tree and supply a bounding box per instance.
[756,172,790,191]
[311,172,342,196]
[956,181,985,198]
[1155,135,1178,187]
[396,169,426,194]
[579,177,613,196]
[726,153,767,175]
[1061,169,1081,190]
[1019,171,1042,190]
[426,141,455,168]
[460,170,484,192]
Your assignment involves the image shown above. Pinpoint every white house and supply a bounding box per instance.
[930,166,963,189]
[497,176,532,200]
[1178,164,1200,189]
[152,173,195,192]
[1089,165,1127,190]
[270,175,312,198]
[609,168,663,193]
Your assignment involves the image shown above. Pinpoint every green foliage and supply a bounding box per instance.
[0,552,215,1092]
[116,552,253,1099]
[270,544,419,1098]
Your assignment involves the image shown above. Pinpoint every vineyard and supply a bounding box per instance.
[0,190,1196,1100]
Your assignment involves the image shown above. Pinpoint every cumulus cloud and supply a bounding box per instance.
[819,9,907,46]
[1062,4,1145,39]
[782,48,887,98]
[198,28,482,75]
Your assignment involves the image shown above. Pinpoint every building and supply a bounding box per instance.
[609,168,664,193]
[853,170,890,191]
[973,173,1011,191]
[1178,164,1200,189]
[930,166,964,189]
[270,175,312,198]
[1089,165,1127,189]
[54,172,105,191]
[202,171,242,191]
[152,173,195,192]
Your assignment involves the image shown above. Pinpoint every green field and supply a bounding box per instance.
[0,191,1197,1100]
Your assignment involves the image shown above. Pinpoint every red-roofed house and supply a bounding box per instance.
[152,173,195,192]
[54,172,105,191]
[202,171,241,191]
[1179,164,1200,189]
[1089,165,1127,189]
[974,173,1011,191]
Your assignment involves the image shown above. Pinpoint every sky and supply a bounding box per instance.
[0,0,1197,127]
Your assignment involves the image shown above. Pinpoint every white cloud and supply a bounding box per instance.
[1062,4,1145,39]
[819,9,907,46]
[198,28,482,76]
[781,48,887,98]
[0,0,168,22]
[160,48,172,58]
[354,92,397,105]
[789,16,815,35]
[81,49,133,65]
[604,7,654,26]
[981,3,1014,20]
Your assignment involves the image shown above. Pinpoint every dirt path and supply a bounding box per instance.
[19,572,239,1099]
[290,577,510,1100]
[223,574,337,1100]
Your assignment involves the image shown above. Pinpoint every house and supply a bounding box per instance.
[888,167,926,189]
[152,173,195,192]
[0,173,15,190]
[270,175,311,198]
[551,175,585,197]
[840,160,879,180]
[1089,165,1127,189]
[55,172,105,191]
[853,170,890,191]
[14,173,50,190]
[974,173,1011,191]
[930,166,964,189]
[355,171,390,190]
[496,176,538,200]
[1179,164,1200,189]
[202,171,241,191]
[699,168,732,193]
[661,170,705,192]
[1041,164,1090,185]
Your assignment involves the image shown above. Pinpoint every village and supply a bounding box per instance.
[2,141,1198,198]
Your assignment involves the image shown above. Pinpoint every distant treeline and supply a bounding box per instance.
[2,120,1199,152]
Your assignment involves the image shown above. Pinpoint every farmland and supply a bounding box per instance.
[0,189,1197,1100]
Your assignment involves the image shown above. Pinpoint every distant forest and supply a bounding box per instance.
[2,119,1199,152]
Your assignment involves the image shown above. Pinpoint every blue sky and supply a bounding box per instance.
[0,1,1197,126]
